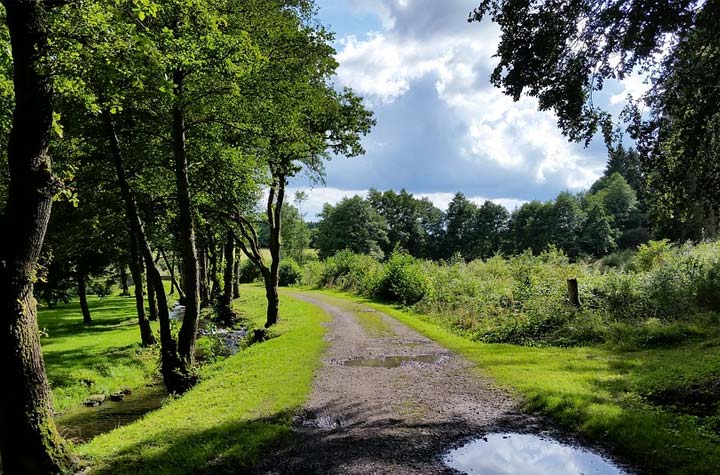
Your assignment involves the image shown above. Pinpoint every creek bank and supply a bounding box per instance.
[57,385,168,443]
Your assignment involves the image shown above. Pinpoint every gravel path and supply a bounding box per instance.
[255,292,522,475]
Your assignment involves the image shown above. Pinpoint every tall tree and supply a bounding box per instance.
[316,196,389,259]
[0,1,75,472]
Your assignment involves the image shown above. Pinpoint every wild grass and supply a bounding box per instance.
[78,286,330,474]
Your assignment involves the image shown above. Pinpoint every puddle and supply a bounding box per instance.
[444,433,628,475]
[56,385,168,443]
[343,354,446,368]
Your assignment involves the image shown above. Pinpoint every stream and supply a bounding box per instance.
[55,385,168,443]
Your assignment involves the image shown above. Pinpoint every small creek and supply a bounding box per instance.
[444,432,628,475]
[55,385,168,443]
[342,354,446,368]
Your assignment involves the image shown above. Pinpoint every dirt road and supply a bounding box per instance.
[255,292,521,475]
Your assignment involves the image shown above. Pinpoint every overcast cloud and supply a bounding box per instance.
[290,0,644,219]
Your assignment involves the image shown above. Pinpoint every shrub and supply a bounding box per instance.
[238,260,262,284]
[696,261,720,311]
[374,252,429,305]
[634,239,673,271]
[278,259,302,287]
[88,277,115,298]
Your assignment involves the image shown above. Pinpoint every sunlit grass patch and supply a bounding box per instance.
[39,294,159,412]
[79,286,330,475]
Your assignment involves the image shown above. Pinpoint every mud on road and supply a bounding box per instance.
[255,293,522,475]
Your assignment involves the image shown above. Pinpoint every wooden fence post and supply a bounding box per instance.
[567,278,580,308]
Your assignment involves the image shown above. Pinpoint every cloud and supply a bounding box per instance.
[312,0,651,214]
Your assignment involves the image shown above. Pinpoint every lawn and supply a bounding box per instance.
[305,289,720,475]
[39,293,160,412]
[78,285,330,474]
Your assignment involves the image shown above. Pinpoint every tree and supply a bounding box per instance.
[508,201,554,255]
[471,0,719,240]
[443,192,479,260]
[368,189,440,258]
[316,196,389,259]
[0,1,75,472]
[233,3,373,327]
[471,0,705,144]
[547,192,583,258]
[579,201,617,257]
[474,200,510,259]
[627,2,720,239]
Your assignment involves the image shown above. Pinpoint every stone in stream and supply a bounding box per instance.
[84,394,106,407]
[110,392,125,402]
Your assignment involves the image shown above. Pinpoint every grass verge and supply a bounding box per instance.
[79,285,329,474]
[303,288,720,475]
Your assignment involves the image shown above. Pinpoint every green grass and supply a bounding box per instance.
[39,293,159,412]
[304,289,720,475]
[79,285,330,474]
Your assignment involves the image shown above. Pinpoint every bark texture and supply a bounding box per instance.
[0,1,75,472]
[146,257,159,322]
[218,234,236,325]
[172,69,201,369]
[78,271,92,324]
[235,174,285,328]
[127,232,155,347]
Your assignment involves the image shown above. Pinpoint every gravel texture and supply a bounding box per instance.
[255,293,522,475]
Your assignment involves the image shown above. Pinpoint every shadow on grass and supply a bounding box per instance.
[88,411,297,475]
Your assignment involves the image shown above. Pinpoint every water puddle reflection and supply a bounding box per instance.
[343,354,446,368]
[444,432,628,475]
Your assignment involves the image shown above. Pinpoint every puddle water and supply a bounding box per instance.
[343,354,445,368]
[56,385,168,443]
[444,433,628,475]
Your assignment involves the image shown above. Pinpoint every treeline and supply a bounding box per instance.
[317,147,650,261]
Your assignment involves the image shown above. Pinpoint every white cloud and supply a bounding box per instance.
[330,0,605,194]
[610,74,651,104]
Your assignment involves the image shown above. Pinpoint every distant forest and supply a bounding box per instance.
[312,145,715,262]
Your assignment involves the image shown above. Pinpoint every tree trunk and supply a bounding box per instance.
[209,245,221,302]
[265,175,286,328]
[232,248,240,299]
[0,2,76,472]
[119,262,130,296]
[160,249,184,299]
[172,69,201,369]
[199,248,210,307]
[103,109,191,392]
[219,234,236,325]
[128,233,155,347]
[78,271,92,324]
[146,257,159,322]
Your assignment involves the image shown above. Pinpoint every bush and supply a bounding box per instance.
[278,259,302,287]
[299,240,720,348]
[88,277,115,298]
[374,252,429,305]
[238,260,262,284]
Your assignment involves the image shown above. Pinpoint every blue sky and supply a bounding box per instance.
[290,0,648,219]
